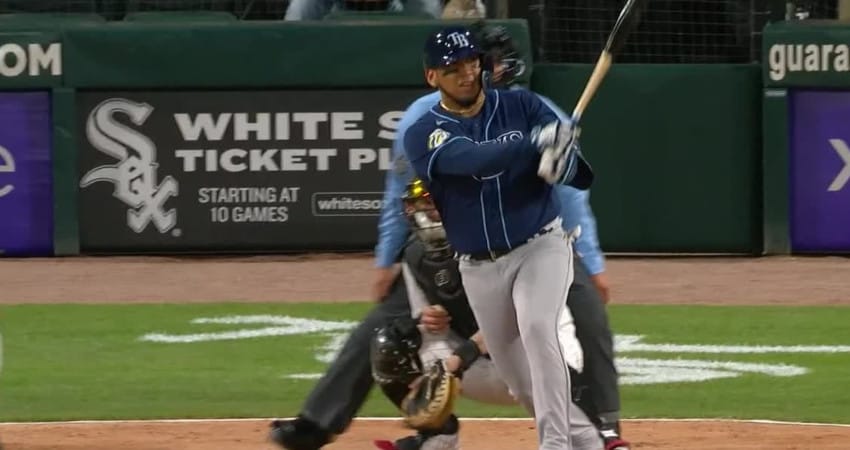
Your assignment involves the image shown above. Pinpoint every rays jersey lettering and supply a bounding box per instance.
[429,129,523,150]
[479,130,523,146]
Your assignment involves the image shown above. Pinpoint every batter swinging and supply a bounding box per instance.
[403,26,593,450]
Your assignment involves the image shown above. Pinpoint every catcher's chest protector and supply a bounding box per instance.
[404,240,479,339]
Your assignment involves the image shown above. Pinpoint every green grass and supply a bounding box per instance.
[0,304,848,423]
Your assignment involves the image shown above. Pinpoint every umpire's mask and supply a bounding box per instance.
[402,179,450,255]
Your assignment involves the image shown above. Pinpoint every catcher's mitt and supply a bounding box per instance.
[400,360,460,431]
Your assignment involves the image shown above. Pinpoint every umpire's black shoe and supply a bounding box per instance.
[269,416,332,450]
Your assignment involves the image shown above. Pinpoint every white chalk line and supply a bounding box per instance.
[0,417,848,428]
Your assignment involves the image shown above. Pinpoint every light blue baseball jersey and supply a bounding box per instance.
[375,89,605,275]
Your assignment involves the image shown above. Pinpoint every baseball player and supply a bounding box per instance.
[401,25,592,450]
[270,23,629,450]
[369,179,603,450]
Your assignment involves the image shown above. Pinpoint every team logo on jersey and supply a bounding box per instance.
[434,269,450,287]
[80,98,179,235]
[428,128,450,150]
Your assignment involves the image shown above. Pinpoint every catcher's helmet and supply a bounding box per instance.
[469,21,526,87]
[423,26,483,69]
[370,318,423,386]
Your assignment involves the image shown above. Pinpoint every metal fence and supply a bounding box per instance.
[533,0,838,64]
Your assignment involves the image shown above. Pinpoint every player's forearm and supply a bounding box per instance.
[375,202,409,268]
[452,333,484,374]
[375,222,408,268]
[469,331,487,355]
[375,166,411,267]
[554,145,581,186]
[430,138,536,178]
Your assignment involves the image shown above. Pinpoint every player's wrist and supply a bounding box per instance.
[451,338,482,375]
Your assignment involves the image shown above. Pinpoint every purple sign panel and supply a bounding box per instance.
[790,90,850,251]
[0,92,52,256]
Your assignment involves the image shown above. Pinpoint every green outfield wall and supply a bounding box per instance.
[533,64,763,253]
[0,17,808,257]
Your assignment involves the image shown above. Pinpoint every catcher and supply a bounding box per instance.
[369,179,604,450]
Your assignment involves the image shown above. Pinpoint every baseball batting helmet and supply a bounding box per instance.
[423,26,483,69]
[469,21,526,87]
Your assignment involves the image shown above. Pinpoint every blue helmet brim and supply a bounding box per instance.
[431,47,481,68]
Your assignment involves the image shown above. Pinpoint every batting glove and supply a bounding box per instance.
[538,141,581,185]
[530,119,580,154]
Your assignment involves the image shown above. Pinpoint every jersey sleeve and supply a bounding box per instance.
[374,152,411,268]
[536,93,571,123]
[375,99,435,268]
[521,89,561,128]
[556,185,605,275]
[403,120,538,181]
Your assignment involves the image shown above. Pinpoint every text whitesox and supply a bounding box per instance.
[172,111,400,172]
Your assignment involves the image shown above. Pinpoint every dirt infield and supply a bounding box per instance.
[2,419,850,450]
[1,254,850,449]
[2,254,849,305]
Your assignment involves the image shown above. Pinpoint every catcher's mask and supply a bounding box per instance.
[403,179,450,255]
[370,320,423,386]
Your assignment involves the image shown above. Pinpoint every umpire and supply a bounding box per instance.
[269,21,629,450]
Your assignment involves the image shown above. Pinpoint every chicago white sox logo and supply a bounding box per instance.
[80,98,179,234]
[447,32,470,48]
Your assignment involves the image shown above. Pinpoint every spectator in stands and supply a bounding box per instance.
[284,0,442,20]
[440,0,486,18]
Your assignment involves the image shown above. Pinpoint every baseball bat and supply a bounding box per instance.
[571,0,648,123]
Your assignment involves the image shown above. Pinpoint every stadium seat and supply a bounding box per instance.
[123,10,238,21]
[0,12,105,29]
[324,9,434,20]
[125,0,240,13]
[0,0,97,13]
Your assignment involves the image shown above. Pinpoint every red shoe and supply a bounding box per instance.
[373,440,398,450]
[604,436,631,450]
[599,420,630,450]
